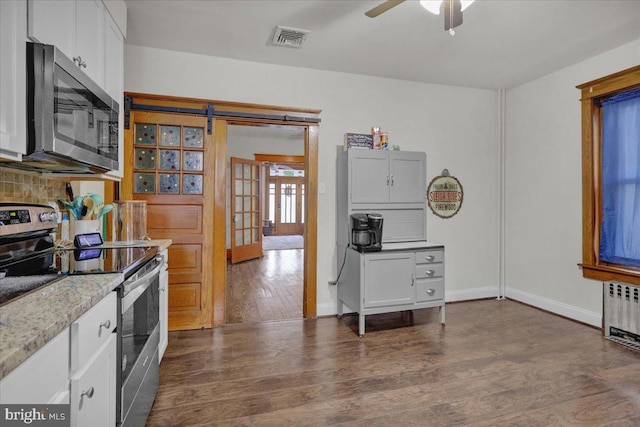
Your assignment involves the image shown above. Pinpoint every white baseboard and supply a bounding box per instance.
[445,286,497,302]
[506,288,601,328]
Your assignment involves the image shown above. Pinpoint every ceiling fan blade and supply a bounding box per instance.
[364,0,406,18]
[444,0,463,30]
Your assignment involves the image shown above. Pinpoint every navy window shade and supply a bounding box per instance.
[599,87,640,268]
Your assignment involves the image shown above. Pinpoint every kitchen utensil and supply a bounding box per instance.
[81,197,94,220]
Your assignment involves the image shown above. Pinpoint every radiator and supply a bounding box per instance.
[604,282,640,350]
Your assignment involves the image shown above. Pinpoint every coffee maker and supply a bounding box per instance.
[350,213,383,252]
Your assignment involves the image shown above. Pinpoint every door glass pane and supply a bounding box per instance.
[268,183,276,223]
[251,165,258,179]
[244,229,251,245]
[243,164,251,179]
[243,180,251,195]
[252,228,259,243]
[234,180,243,195]
[235,163,242,178]
[243,197,251,211]
[135,124,156,145]
[183,174,203,194]
[183,127,204,148]
[134,173,155,193]
[159,125,180,146]
[244,213,251,227]
[235,230,242,245]
[235,197,243,213]
[159,174,179,194]
[183,151,203,171]
[160,150,180,170]
[134,148,156,170]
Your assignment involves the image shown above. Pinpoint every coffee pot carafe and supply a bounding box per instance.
[350,213,383,252]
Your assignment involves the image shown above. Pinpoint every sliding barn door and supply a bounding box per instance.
[123,111,214,330]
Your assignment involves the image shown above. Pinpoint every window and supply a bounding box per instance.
[578,65,640,285]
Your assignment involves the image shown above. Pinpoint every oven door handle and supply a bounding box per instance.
[121,258,163,313]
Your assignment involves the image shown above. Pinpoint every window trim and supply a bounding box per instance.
[577,65,640,286]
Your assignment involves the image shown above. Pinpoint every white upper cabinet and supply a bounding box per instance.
[103,10,124,178]
[28,0,105,87]
[0,0,27,160]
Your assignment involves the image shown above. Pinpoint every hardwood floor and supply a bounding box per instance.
[148,299,640,426]
[225,249,303,324]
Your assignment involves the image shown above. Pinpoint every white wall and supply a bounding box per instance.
[124,45,500,315]
[504,38,640,326]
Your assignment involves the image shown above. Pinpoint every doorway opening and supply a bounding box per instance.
[225,124,305,324]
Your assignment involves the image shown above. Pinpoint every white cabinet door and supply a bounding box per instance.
[103,10,124,178]
[349,150,389,203]
[363,252,415,308]
[159,249,169,361]
[0,0,27,160]
[27,0,75,58]
[75,0,104,86]
[389,151,426,203]
[70,333,117,427]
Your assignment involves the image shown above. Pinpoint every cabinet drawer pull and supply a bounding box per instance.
[73,56,87,69]
[426,255,435,262]
[81,387,94,399]
[386,175,390,185]
[99,320,111,330]
[426,270,435,277]
[426,289,436,296]
[390,174,394,185]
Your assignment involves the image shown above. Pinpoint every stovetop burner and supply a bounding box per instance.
[0,246,158,306]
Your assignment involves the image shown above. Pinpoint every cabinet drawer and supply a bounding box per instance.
[71,292,117,372]
[416,263,444,278]
[416,279,445,302]
[415,250,444,264]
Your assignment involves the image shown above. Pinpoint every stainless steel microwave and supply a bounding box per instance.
[23,42,119,174]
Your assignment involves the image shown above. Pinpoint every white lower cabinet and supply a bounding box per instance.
[70,334,117,427]
[338,246,445,336]
[0,329,70,404]
[159,248,169,361]
[70,291,117,427]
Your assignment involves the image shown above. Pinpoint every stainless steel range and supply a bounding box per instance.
[0,203,162,427]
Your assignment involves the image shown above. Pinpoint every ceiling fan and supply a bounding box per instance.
[365,0,476,35]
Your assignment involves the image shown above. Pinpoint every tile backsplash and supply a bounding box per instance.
[0,168,67,205]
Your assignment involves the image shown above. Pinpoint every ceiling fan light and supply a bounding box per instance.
[420,0,442,15]
[460,0,475,12]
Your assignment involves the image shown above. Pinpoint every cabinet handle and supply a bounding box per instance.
[390,174,394,185]
[81,387,94,399]
[426,255,435,262]
[411,274,415,287]
[160,287,166,292]
[426,289,436,296]
[98,320,111,335]
[73,56,87,68]
[426,270,435,277]
[386,175,389,186]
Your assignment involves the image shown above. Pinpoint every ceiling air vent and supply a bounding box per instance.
[272,26,310,48]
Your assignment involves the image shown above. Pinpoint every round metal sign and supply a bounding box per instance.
[427,171,463,219]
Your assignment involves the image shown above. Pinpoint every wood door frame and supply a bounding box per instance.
[124,93,320,325]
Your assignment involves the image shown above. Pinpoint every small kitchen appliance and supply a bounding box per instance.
[350,213,383,252]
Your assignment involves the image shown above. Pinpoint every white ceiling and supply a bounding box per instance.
[124,0,640,90]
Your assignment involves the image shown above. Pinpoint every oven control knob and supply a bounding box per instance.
[39,212,59,223]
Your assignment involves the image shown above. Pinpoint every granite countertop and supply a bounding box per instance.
[0,239,172,380]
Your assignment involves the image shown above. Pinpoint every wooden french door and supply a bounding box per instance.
[270,177,304,235]
[230,157,263,263]
[122,111,215,330]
